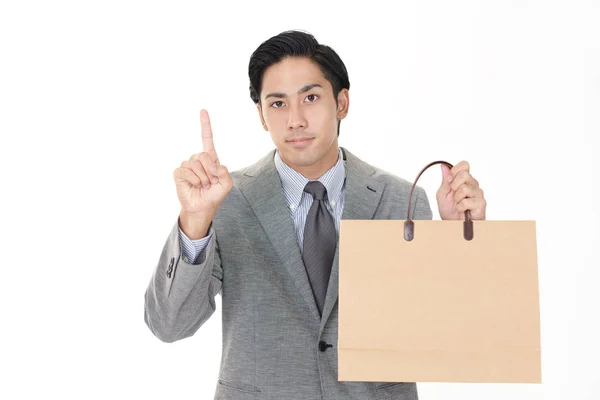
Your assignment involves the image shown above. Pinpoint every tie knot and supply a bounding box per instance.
[304,181,327,201]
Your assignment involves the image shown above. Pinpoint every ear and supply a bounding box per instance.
[256,103,268,131]
[336,88,350,120]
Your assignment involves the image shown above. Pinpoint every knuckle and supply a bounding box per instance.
[184,169,197,180]
[451,174,461,187]
[202,169,212,181]
[199,152,213,164]
[191,158,202,169]
[193,161,208,177]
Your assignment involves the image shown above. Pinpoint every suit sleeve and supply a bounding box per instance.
[413,185,434,220]
[144,219,223,343]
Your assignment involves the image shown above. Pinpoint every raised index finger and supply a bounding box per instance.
[200,109,219,163]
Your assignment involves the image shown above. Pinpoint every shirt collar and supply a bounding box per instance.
[274,148,346,209]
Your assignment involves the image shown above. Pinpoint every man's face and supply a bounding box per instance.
[257,57,348,176]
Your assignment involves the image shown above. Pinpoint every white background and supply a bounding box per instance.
[1,0,598,399]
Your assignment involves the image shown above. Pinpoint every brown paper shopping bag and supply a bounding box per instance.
[338,161,541,383]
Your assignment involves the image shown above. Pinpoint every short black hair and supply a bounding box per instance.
[248,30,350,135]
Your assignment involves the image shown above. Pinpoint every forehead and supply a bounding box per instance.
[261,57,330,93]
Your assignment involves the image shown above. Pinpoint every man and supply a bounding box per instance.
[144,30,487,400]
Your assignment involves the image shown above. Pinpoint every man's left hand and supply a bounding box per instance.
[436,161,487,220]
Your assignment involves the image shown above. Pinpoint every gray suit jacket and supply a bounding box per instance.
[145,147,433,400]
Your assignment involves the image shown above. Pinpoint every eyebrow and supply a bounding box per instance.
[264,83,322,100]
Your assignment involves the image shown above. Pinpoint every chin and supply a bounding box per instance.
[282,149,319,165]
[290,152,317,164]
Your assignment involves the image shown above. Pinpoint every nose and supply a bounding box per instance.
[287,102,307,131]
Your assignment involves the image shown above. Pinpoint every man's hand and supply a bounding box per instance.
[173,110,233,238]
[436,161,486,220]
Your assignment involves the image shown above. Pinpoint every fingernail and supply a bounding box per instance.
[447,175,453,182]
[204,184,211,190]
[211,177,218,184]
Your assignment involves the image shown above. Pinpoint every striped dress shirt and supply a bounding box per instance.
[179,148,347,264]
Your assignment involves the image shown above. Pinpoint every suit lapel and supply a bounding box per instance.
[237,150,321,320]
[320,147,385,332]
[236,147,386,327]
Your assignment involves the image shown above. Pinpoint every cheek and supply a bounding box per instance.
[309,104,337,128]
[264,113,287,143]
[264,110,286,129]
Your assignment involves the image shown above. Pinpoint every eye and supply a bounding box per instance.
[270,101,284,108]
[305,94,319,103]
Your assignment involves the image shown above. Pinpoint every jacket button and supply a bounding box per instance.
[319,341,332,352]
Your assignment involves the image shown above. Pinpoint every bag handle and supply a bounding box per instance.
[404,161,474,242]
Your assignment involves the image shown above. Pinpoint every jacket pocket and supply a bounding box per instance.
[375,382,417,400]
[216,379,262,398]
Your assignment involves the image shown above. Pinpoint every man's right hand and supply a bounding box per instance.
[174,109,233,239]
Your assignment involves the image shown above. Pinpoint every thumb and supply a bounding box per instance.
[440,164,452,189]
[214,164,232,183]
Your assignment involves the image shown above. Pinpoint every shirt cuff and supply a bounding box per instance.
[179,225,213,265]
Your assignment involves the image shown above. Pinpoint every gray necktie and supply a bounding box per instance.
[302,181,337,316]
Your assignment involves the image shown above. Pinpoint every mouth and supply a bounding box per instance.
[287,136,315,142]
[287,137,315,148]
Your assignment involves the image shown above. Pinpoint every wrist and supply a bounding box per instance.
[179,210,214,240]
